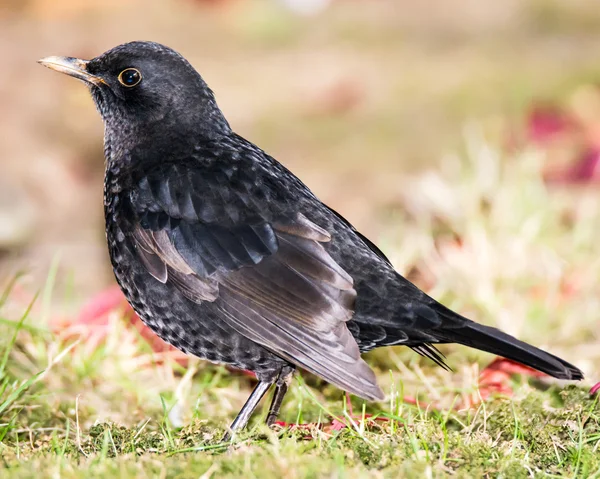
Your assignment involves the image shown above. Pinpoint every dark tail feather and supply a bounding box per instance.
[436,318,583,380]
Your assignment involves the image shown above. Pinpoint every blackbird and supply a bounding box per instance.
[39,42,583,437]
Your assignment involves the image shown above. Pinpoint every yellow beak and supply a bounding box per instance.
[38,56,106,86]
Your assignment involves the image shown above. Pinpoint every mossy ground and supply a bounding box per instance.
[1,380,598,478]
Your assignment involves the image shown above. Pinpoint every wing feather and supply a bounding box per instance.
[128,168,384,400]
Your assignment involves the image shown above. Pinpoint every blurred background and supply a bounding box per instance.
[0,1,599,454]
[1,1,599,374]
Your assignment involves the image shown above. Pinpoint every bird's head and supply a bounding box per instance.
[39,41,231,145]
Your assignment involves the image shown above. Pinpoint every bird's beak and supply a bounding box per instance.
[38,56,107,86]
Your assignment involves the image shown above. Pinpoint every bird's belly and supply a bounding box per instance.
[106,227,286,379]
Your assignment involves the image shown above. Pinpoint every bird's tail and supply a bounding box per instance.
[433,309,583,380]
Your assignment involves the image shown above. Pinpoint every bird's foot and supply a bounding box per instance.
[591,382,600,396]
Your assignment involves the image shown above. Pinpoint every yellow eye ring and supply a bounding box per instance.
[118,68,142,87]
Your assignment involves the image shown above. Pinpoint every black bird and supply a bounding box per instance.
[39,42,583,437]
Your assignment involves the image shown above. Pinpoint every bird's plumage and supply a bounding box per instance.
[40,41,583,434]
[128,158,382,399]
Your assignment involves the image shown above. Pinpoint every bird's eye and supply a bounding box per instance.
[118,68,142,87]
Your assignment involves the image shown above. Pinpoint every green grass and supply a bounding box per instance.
[1,137,599,478]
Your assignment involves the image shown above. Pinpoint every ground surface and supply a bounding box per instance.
[1,140,599,477]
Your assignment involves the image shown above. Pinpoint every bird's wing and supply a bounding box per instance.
[128,163,383,400]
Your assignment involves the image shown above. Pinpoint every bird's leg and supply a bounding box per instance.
[266,370,293,427]
[222,380,272,441]
[265,383,288,427]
